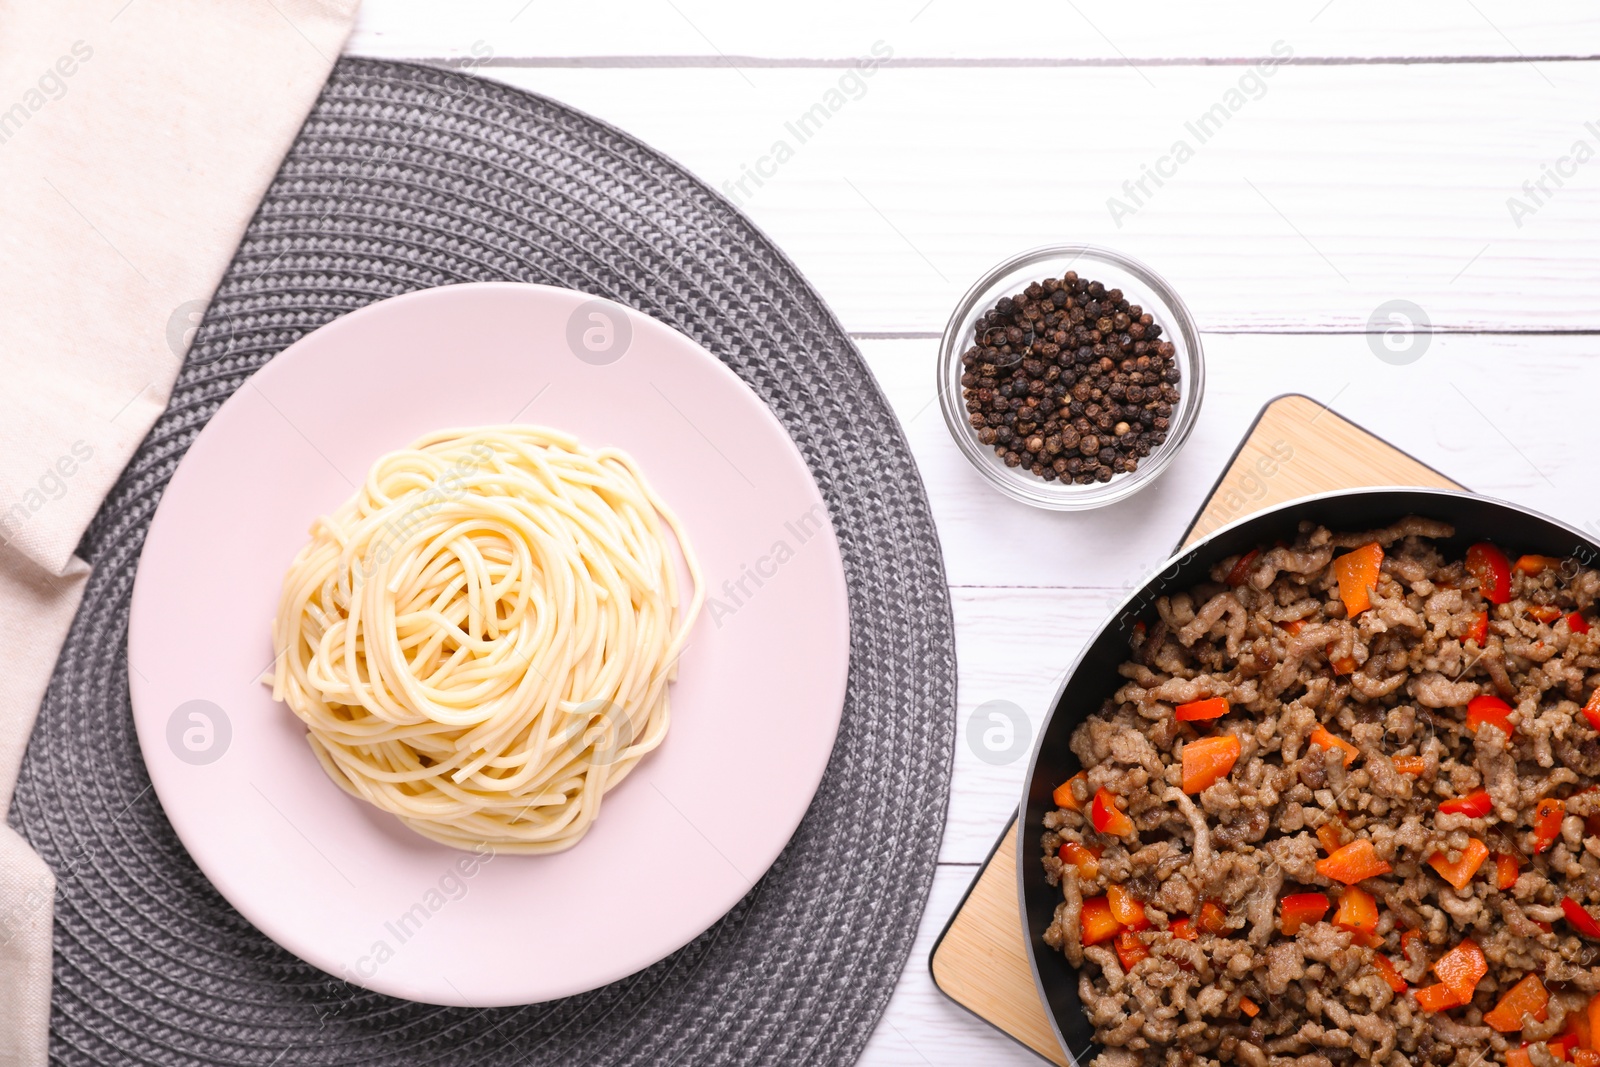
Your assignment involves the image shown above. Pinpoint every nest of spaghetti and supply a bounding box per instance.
[269,425,702,854]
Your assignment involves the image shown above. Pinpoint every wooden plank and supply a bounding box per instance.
[454,64,1600,334]
[1183,394,1459,542]
[350,1,1600,63]
[930,826,1070,1066]
[927,393,1463,1064]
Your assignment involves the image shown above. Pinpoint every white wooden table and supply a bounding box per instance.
[348,5,1600,1062]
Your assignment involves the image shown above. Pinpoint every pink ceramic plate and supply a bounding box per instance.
[127,283,850,1007]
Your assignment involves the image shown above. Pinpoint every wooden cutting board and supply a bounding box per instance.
[928,393,1463,1065]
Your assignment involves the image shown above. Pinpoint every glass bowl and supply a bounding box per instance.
[937,244,1205,511]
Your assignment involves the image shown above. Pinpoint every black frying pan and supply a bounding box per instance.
[1018,487,1600,1063]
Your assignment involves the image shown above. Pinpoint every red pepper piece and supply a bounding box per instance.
[1081,895,1121,945]
[1533,798,1565,854]
[1090,788,1134,837]
[1058,841,1102,878]
[1466,543,1513,604]
[1439,789,1493,818]
[1373,954,1407,993]
[1413,982,1464,1012]
[1562,896,1600,939]
[1107,884,1150,931]
[1226,548,1261,587]
[1466,694,1514,737]
[1496,853,1520,891]
[1113,929,1149,971]
[1583,689,1600,732]
[1279,892,1330,936]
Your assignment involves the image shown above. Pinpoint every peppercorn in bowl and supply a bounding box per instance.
[1019,488,1600,1067]
[937,244,1203,511]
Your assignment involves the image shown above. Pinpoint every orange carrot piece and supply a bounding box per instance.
[1198,899,1229,936]
[1485,973,1550,1032]
[1393,755,1426,775]
[1107,884,1149,931]
[1428,838,1490,891]
[1174,696,1230,721]
[1058,841,1102,879]
[1310,725,1360,767]
[1563,1004,1592,1054]
[1316,839,1392,884]
[1433,938,1488,1004]
[1334,885,1380,937]
[1080,895,1121,946]
[1333,541,1385,617]
[1182,734,1241,794]
[1239,996,1260,1017]
[1052,772,1087,811]
[1550,1033,1580,1061]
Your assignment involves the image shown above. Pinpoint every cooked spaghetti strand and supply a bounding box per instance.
[269,425,701,854]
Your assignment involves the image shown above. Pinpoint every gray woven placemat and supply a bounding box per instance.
[8,58,955,1066]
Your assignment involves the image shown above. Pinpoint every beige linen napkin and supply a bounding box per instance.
[0,2,359,1061]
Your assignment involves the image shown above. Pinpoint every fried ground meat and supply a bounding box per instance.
[1040,520,1600,1067]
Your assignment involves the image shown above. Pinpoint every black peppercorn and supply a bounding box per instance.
[959,271,1181,485]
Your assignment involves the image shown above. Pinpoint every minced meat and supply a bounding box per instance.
[1041,519,1600,1067]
